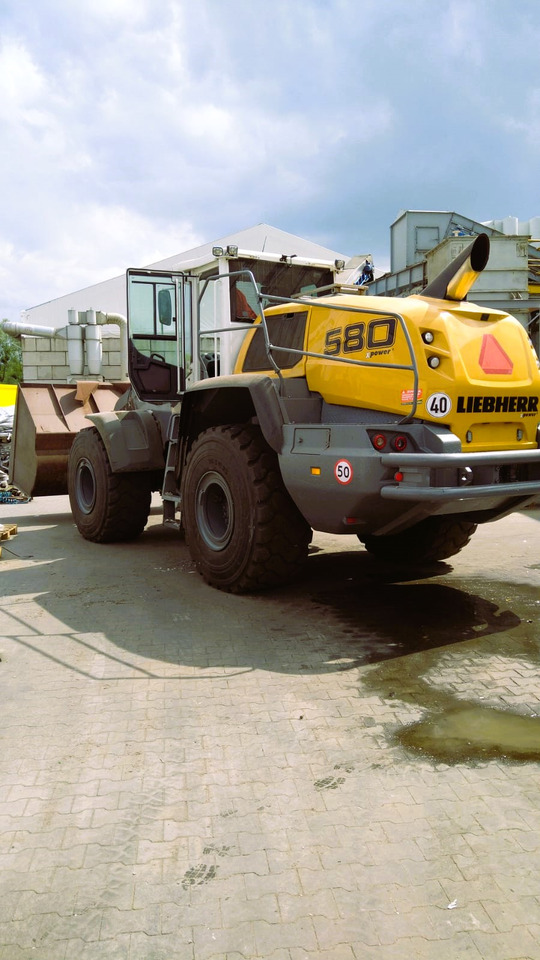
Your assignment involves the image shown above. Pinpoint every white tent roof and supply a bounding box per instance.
[24,223,348,329]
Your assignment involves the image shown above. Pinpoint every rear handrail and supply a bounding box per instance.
[261,291,419,425]
[198,270,419,423]
[199,270,420,423]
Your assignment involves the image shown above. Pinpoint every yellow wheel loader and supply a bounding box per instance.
[10,235,540,591]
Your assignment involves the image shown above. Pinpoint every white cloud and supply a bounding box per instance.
[78,0,154,22]
[498,88,540,147]
[0,203,201,314]
[0,36,44,104]
[443,0,485,66]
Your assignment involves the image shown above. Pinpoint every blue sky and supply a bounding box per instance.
[0,0,539,321]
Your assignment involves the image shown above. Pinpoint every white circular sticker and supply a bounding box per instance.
[334,459,353,484]
[426,392,452,418]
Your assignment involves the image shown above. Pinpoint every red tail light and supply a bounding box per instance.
[392,435,408,451]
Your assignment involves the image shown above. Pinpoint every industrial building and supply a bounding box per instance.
[371,210,540,353]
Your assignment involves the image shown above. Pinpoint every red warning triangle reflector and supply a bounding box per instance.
[479,334,513,374]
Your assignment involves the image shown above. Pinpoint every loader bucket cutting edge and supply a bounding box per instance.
[9,382,129,497]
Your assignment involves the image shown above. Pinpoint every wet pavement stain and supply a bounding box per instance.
[311,567,539,766]
[308,577,522,665]
[397,704,540,763]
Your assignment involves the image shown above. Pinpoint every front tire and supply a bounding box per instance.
[68,427,152,542]
[182,424,311,593]
[361,516,477,563]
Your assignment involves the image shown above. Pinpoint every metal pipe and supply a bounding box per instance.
[1,319,63,339]
[2,313,128,381]
[95,312,129,380]
[84,309,102,376]
[67,310,84,375]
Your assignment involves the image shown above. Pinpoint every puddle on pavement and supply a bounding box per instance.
[298,554,540,763]
[397,704,540,763]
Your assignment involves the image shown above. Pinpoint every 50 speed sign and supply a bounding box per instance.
[334,459,353,484]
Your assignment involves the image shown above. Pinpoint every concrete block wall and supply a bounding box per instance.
[21,335,123,382]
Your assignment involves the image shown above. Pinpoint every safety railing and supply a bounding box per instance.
[198,269,421,423]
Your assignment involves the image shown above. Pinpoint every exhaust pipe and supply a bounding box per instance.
[420,233,490,302]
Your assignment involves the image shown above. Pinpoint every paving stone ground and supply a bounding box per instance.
[0,496,539,959]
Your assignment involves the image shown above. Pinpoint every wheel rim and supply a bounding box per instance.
[75,457,97,514]
[196,471,234,551]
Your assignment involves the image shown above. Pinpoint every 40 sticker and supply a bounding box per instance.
[426,392,452,418]
[334,459,353,484]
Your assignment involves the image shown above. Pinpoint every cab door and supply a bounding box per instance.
[127,269,190,403]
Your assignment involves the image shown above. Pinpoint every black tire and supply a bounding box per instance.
[68,427,152,542]
[361,516,478,563]
[182,424,311,593]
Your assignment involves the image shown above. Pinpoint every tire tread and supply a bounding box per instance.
[184,424,311,592]
[68,428,151,543]
[361,516,477,563]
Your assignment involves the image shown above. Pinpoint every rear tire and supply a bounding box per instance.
[68,427,152,542]
[182,424,311,593]
[361,516,477,563]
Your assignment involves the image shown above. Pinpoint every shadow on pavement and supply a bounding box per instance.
[0,502,530,686]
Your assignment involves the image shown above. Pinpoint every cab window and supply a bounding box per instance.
[127,273,183,401]
[242,311,308,371]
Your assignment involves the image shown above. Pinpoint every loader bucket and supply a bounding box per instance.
[10,381,129,497]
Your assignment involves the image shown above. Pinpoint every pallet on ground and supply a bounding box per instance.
[0,523,18,540]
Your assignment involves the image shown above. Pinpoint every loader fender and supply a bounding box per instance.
[86,409,166,472]
[180,375,285,452]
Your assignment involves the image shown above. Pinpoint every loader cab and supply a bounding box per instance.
[126,254,339,402]
[224,256,335,313]
[127,269,194,403]
[197,255,337,375]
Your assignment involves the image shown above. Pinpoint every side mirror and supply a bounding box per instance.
[158,289,173,326]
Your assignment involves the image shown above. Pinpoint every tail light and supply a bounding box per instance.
[392,435,408,451]
[368,430,413,452]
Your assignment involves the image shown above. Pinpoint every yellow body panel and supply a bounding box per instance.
[235,294,540,453]
[0,383,17,406]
